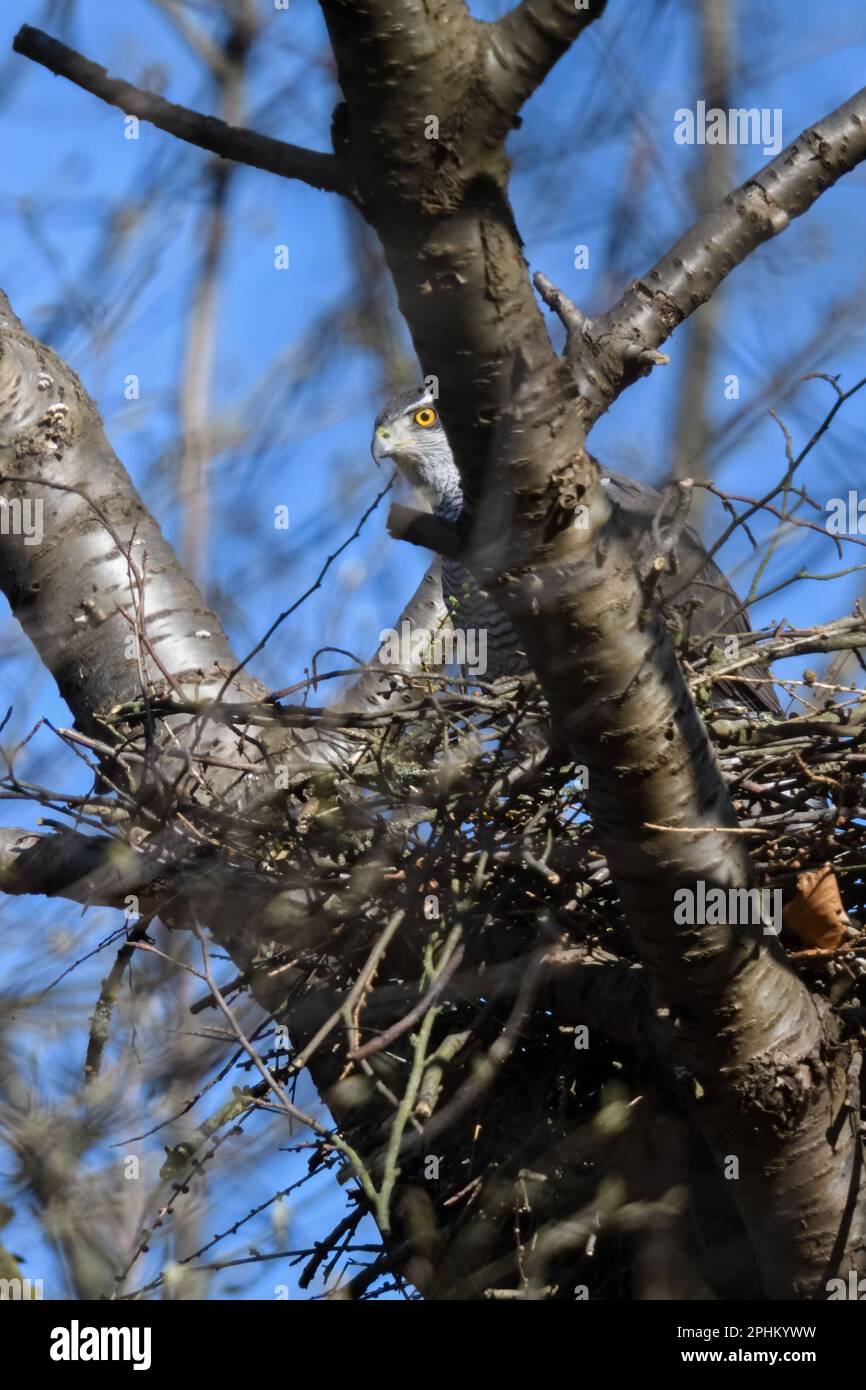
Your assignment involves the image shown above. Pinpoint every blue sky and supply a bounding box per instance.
[1,0,865,1299]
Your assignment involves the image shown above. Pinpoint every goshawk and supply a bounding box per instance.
[372,386,777,714]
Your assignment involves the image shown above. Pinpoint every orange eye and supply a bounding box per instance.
[413,407,438,428]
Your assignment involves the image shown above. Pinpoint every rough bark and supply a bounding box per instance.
[313,0,866,1294]
[7,1,866,1297]
[566,86,866,425]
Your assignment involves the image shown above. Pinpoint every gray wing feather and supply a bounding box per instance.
[440,469,777,713]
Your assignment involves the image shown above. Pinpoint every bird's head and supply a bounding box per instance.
[371,386,462,514]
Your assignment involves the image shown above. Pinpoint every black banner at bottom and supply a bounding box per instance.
[2,1295,858,1376]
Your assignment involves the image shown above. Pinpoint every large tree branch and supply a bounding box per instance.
[4,0,866,1294]
[0,826,160,906]
[316,1,866,1293]
[0,826,337,973]
[322,0,586,518]
[543,85,866,424]
[0,288,274,787]
[12,24,347,195]
[487,0,607,115]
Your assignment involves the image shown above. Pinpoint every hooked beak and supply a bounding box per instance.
[372,426,393,467]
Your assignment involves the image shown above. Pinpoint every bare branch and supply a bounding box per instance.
[551,85,866,424]
[489,0,607,113]
[0,825,158,905]
[12,24,347,195]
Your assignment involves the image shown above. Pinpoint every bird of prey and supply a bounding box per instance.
[372,385,777,714]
